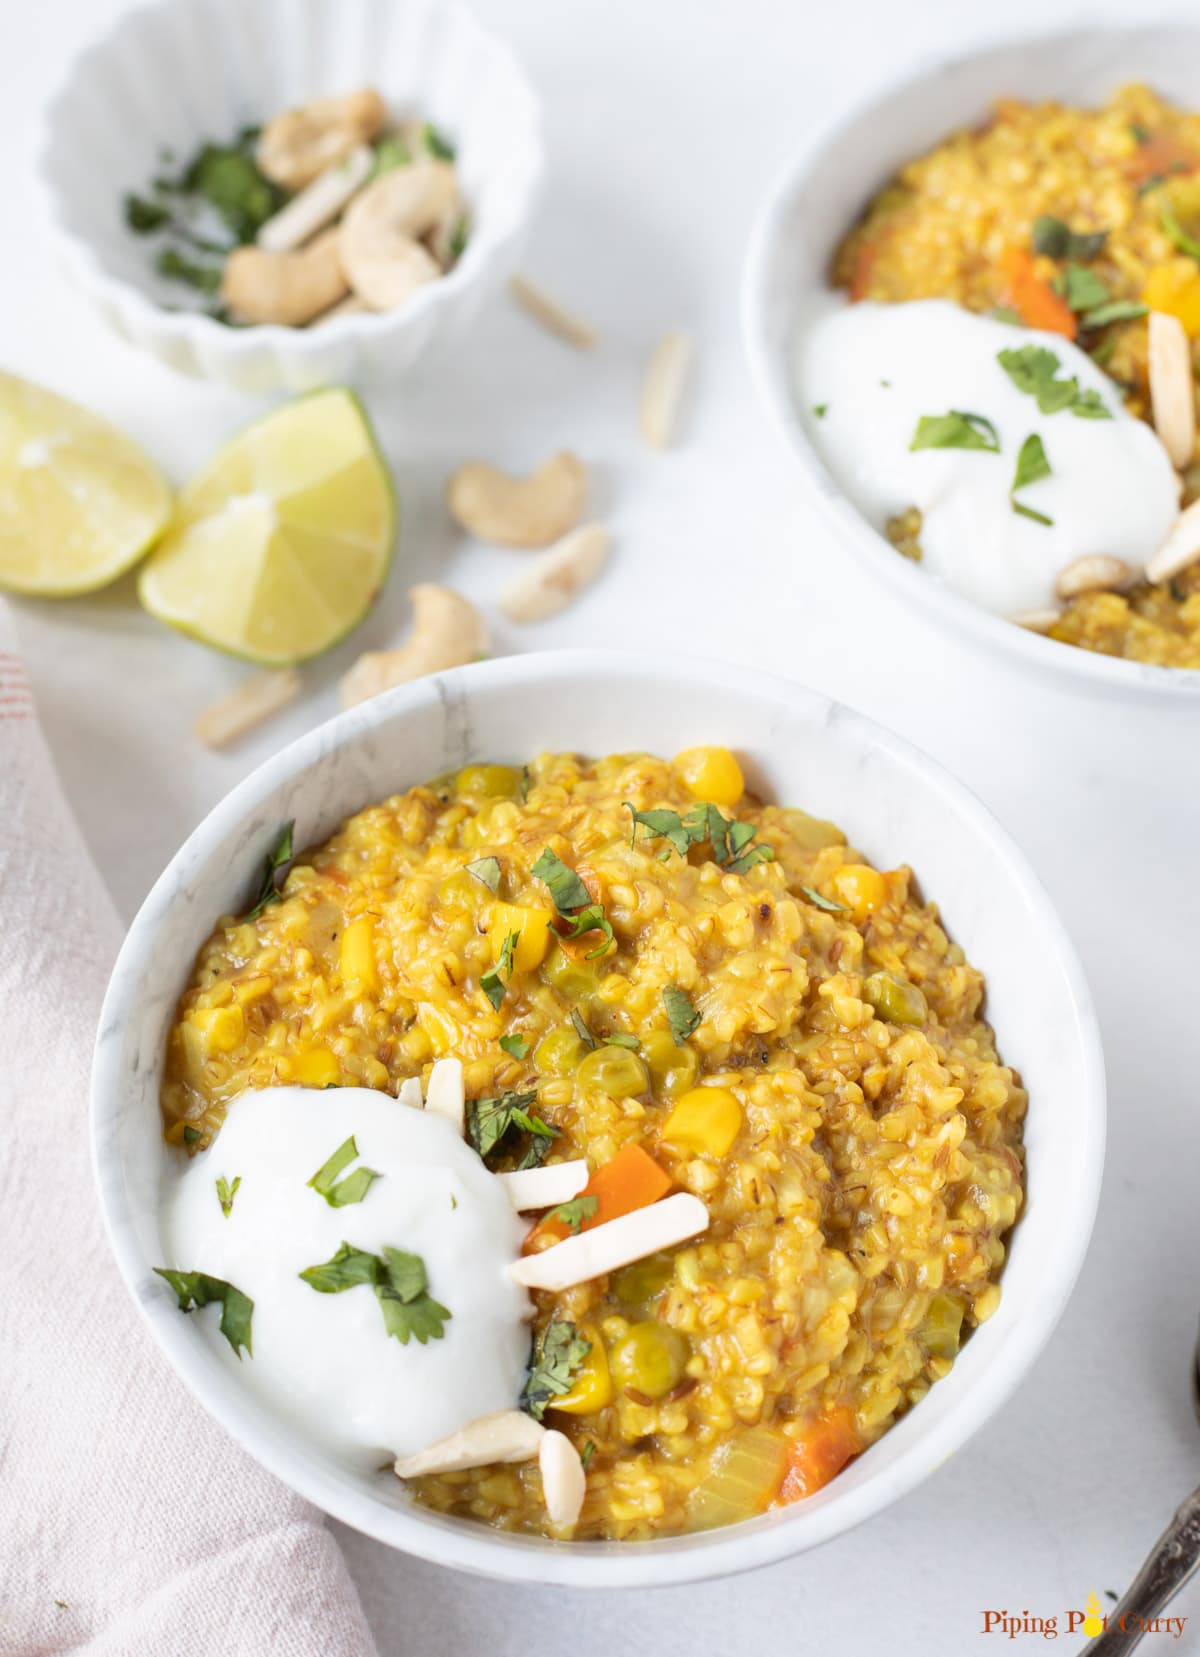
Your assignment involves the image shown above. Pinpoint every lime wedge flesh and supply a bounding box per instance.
[0,371,172,595]
[138,389,396,666]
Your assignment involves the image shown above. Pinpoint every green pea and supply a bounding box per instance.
[609,1322,689,1399]
[611,1252,675,1314]
[919,1292,965,1359]
[533,1026,587,1076]
[541,944,601,1004]
[863,971,927,1026]
[576,1045,650,1099]
[640,1029,700,1099]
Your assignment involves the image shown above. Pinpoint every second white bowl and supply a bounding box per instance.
[38,0,544,392]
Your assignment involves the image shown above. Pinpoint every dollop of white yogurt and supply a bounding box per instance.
[163,1087,532,1470]
[796,298,1179,615]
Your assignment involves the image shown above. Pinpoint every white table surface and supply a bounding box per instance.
[7,1,1200,1651]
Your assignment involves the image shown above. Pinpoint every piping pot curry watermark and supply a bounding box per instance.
[982,1592,1189,1641]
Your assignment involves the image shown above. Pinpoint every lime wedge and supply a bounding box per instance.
[0,371,172,595]
[138,389,396,666]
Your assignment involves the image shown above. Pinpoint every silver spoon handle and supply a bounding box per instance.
[1081,1487,1200,1654]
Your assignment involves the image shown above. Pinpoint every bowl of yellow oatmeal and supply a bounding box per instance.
[744,26,1200,698]
[91,651,1103,1585]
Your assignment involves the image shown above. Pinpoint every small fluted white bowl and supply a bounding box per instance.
[38,0,543,392]
[743,25,1200,701]
[91,650,1104,1587]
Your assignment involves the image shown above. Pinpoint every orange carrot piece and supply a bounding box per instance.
[1127,134,1198,186]
[1001,246,1077,339]
[776,1408,860,1505]
[524,1143,672,1252]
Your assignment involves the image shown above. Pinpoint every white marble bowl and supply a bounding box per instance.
[743,25,1200,701]
[38,0,543,392]
[91,651,1104,1586]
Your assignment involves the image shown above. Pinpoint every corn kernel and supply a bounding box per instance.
[338,915,378,995]
[831,863,888,922]
[672,745,745,807]
[290,1048,340,1087]
[185,1003,245,1056]
[417,1002,459,1056]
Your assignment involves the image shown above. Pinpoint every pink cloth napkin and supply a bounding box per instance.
[0,618,377,1657]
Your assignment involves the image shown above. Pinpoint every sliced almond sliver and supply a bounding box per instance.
[257,146,374,254]
[509,275,598,349]
[496,1160,590,1213]
[509,1192,709,1292]
[500,523,611,624]
[397,1076,424,1109]
[640,330,693,451]
[423,1058,465,1134]
[1010,609,1062,634]
[1147,497,1200,583]
[539,1429,586,1527]
[1149,310,1196,470]
[1054,554,1137,600]
[194,668,301,749]
[394,1410,544,1479]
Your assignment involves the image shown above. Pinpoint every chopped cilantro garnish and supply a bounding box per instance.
[799,884,850,913]
[663,984,700,1045]
[370,133,412,178]
[154,1268,254,1358]
[216,1174,241,1217]
[125,193,171,233]
[499,1032,530,1060]
[581,1440,596,1470]
[182,1125,201,1146]
[300,1241,450,1345]
[910,410,1000,453]
[544,1194,599,1234]
[1011,434,1053,526]
[813,402,829,418]
[1032,215,1107,261]
[481,929,520,1010]
[570,1008,596,1050]
[531,848,615,958]
[466,855,501,893]
[156,246,223,295]
[624,801,775,875]
[605,1033,640,1050]
[1078,299,1148,329]
[423,122,456,160]
[245,821,296,920]
[520,1319,591,1419]
[468,1088,560,1169]
[447,214,469,263]
[1159,198,1200,263]
[996,346,1112,420]
[1053,263,1110,315]
[307,1135,381,1208]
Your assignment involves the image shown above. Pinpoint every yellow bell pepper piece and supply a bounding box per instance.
[290,1048,340,1088]
[339,915,378,995]
[662,1085,743,1157]
[830,863,888,923]
[1143,262,1200,337]
[488,903,554,973]
[552,1324,613,1414]
[673,745,745,807]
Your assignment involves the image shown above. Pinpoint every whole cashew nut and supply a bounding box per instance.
[339,584,488,708]
[257,88,388,191]
[339,161,457,311]
[446,452,588,548]
[220,228,349,327]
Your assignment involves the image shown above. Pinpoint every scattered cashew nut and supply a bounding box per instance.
[501,523,611,623]
[1054,555,1137,600]
[1149,310,1197,471]
[338,584,488,709]
[339,161,456,311]
[447,452,588,547]
[257,88,388,191]
[640,329,694,450]
[394,1411,545,1479]
[1147,497,1200,583]
[220,228,349,327]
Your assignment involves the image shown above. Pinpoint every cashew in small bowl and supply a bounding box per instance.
[339,162,458,311]
[447,452,588,548]
[339,584,488,708]
[257,89,389,192]
[221,228,349,327]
